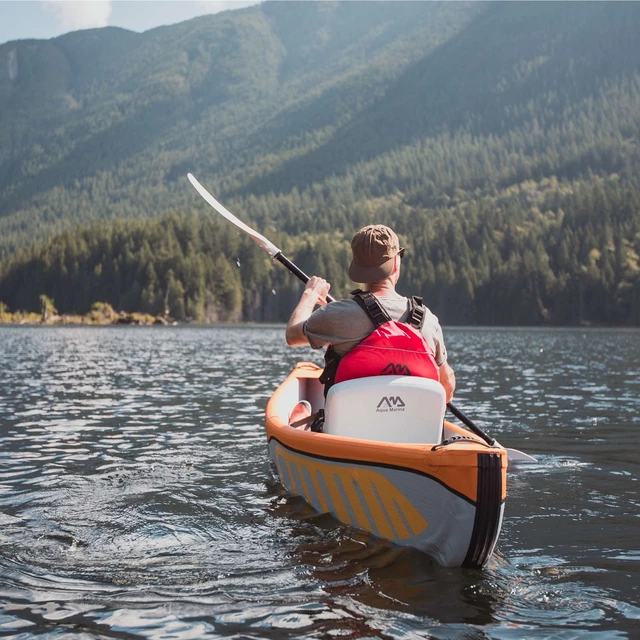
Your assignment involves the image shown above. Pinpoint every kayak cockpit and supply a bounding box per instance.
[269,362,458,445]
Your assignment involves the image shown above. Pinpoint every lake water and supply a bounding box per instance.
[0,325,638,639]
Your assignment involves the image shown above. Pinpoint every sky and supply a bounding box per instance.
[0,0,262,46]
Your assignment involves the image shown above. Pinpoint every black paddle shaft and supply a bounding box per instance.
[446,402,495,446]
[275,252,336,303]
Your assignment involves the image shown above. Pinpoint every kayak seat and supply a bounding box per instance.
[323,375,445,444]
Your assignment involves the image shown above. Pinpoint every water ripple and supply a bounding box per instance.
[1,326,639,638]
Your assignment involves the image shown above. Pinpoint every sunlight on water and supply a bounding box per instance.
[0,326,639,638]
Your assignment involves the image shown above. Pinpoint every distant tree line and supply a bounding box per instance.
[1,172,638,326]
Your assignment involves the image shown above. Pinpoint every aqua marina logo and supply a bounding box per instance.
[381,363,411,375]
[376,396,406,412]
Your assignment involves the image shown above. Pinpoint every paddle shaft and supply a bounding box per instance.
[275,252,336,303]
[446,402,495,446]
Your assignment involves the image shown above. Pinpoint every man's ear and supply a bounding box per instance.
[392,254,401,275]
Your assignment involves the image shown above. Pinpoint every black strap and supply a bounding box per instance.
[310,409,324,433]
[290,410,324,431]
[407,296,426,330]
[351,289,392,328]
[431,435,488,450]
[352,289,426,330]
[319,347,341,397]
[320,290,428,396]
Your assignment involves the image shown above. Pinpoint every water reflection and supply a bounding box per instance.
[268,484,505,626]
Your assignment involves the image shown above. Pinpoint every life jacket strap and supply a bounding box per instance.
[351,289,392,328]
[321,291,431,395]
[407,296,426,330]
[320,347,341,397]
[352,289,426,330]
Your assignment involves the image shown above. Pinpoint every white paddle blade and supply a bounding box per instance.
[504,447,537,462]
[187,173,281,258]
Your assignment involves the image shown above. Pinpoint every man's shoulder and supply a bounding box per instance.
[375,295,408,320]
[305,296,371,343]
[312,297,362,319]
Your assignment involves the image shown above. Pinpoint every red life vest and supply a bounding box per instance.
[331,290,439,385]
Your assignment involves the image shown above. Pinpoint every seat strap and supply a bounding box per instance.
[309,410,325,432]
[290,411,316,429]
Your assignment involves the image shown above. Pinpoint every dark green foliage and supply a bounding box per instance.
[0,214,245,321]
[0,2,639,324]
[1,175,639,325]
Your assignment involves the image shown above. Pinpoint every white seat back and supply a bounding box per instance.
[323,375,445,444]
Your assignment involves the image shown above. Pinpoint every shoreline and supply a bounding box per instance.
[0,311,175,326]
[0,315,635,330]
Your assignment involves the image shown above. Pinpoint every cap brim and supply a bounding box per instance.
[349,257,395,284]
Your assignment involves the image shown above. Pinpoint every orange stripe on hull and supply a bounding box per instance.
[274,444,428,541]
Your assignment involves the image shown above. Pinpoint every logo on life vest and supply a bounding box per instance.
[381,363,411,375]
[376,396,406,412]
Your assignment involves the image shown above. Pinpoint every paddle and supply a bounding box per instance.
[187,173,336,303]
[446,402,536,462]
[188,173,536,462]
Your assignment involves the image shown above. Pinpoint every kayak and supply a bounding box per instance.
[265,362,507,568]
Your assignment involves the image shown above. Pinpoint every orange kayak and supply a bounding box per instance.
[265,362,508,568]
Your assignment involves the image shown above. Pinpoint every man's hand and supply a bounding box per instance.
[303,276,331,306]
[285,277,331,346]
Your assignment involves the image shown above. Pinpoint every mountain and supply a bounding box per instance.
[0,1,479,255]
[1,1,638,257]
[0,2,639,325]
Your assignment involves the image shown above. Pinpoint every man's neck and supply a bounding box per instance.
[364,282,399,297]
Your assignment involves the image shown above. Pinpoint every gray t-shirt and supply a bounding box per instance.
[303,294,448,365]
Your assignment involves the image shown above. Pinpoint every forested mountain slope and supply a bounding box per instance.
[1,1,639,325]
[251,1,640,198]
[0,1,484,254]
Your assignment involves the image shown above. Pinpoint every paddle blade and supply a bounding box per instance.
[503,447,537,462]
[187,173,281,258]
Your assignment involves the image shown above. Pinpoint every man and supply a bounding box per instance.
[286,224,456,404]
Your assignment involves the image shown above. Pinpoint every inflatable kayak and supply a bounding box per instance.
[265,362,507,568]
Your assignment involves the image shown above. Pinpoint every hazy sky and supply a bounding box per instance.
[0,0,262,46]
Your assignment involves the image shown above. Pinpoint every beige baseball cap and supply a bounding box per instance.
[349,224,401,283]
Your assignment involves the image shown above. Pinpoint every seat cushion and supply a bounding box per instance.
[323,375,445,444]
